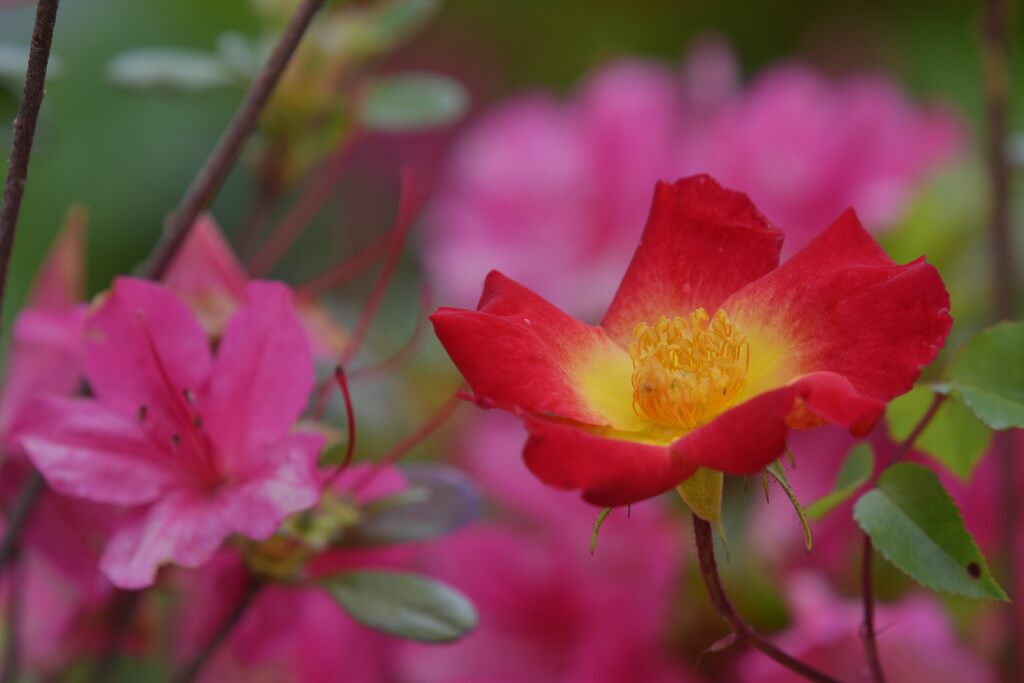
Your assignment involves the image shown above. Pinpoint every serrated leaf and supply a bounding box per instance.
[805,444,874,520]
[765,461,812,551]
[358,73,468,132]
[321,571,477,642]
[107,48,238,92]
[887,386,991,479]
[336,464,482,546]
[853,462,1007,601]
[941,321,1024,430]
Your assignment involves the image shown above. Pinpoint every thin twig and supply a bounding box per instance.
[861,536,887,683]
[171,577,263,683]
[859,391,945,682]
[981,1,1020,680]
[295,230,391,297]
[0,470,45,571]
[143,0,328,280]
[88,589,144,683]
[0,555,23,683]
[692,516,841,683]
[247,134,358,277]
[0,0,60,338]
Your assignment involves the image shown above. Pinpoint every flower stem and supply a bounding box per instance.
[171,576,263,683]
[88,589,144,683]
[143,0,328,280]
[0,556,24,683]
[0,470,45,572]
[859,390,945,683]
[860,536,887,683]
[0,0,61,339]
[691,516,841,683]
[981,0,1020,679]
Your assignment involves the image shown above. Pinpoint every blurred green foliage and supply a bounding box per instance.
[0,0,1021,328]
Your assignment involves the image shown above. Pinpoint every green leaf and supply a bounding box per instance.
[940,321,1024,430]
[805,444,874,520]
[887,386,991,479]
[676,467,728,547]
[335,464,482,546]
[853,462,1007,601]
[765,461,812,551]
[107,48,238,92]
[590,507,612,555]
[321,571,477,642]
[357,73,468,132]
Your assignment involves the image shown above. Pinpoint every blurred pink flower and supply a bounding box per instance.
[164,214,349,359]
[396,412,699,683]
[737,572,995,683]
[425,42,962,319]
[176,464,413,683]
[16,278,323,588]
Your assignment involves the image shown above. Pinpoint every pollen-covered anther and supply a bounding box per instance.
[628,309,749,430]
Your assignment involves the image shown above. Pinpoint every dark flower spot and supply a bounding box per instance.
[967,562,982,578]
[137,405,148,421]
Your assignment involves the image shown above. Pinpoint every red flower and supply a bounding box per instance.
[431,176,951,506]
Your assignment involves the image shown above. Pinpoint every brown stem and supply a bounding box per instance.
[0,0,60,338]
[171,577,263,683]
[859,390,945,681]
[143,0,328,280]
[982,1,1019,680]
[692,516,842,683]
[978,0,1019,679]
[0,470,45,572]
[0,556,23,683]
[861,536,887,683]
[88,589,144,683]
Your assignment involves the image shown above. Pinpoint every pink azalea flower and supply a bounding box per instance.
[396,412,699,683]
[737,572,996,683]
[15,277,324,588]
[688,63,963,252]
[174,464,413,683]
[163,214,349,359]
[425,43,962,319]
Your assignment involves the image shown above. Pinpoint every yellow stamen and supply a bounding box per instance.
[628,309,749,430]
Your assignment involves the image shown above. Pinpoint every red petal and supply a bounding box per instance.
[522,417,697,507]
[600,175,783,345]
[671,371,883,475]
[724,209,952,401]
[431,272,621,425]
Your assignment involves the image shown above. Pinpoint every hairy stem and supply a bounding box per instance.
[143,0,328,279]
[0,0,60,339]
[692,516,841,683]
[171,577,263,683]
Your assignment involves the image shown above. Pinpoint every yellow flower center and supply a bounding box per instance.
[628,309,749,430]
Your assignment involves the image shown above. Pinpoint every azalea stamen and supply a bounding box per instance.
[628,309,749,430]
[322,365,357,489]
[134,312,219,479]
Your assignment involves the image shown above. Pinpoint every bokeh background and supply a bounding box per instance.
[1,1,1022,681]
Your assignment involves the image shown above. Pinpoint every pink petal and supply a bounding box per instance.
[100,491,231,589]
[84,278,212,450]
[163,214,248,337]
[218,432,323,539]
[205,282,315,466]
[0,306,85,435]
[16,397,178,505]
[100,433,321,589]
[29,211,85,312]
